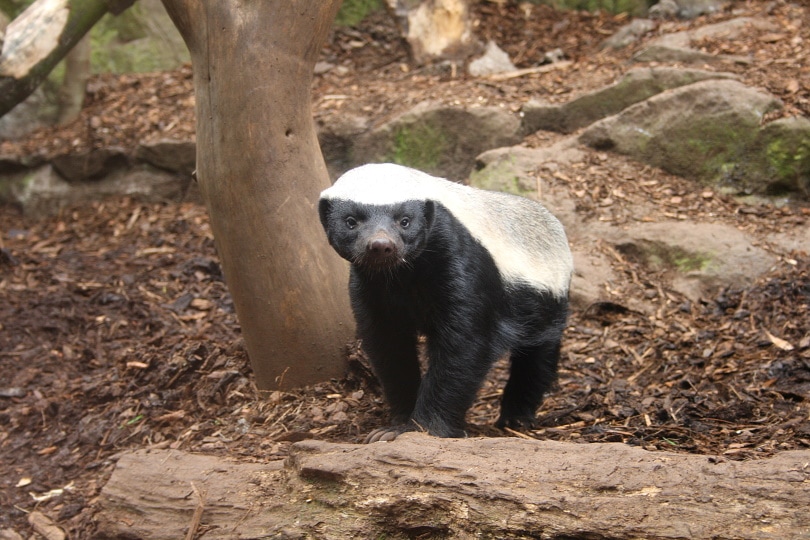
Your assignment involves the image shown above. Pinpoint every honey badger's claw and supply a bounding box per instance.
[364,423,417,443]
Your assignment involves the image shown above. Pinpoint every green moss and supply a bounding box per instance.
[765,138,810,193]
[669,247,712,273]
[389,123,447,172]
[335,0,384,27]
[534,0,651,15]
[469,158,534,196]
[651,117,759,184]
[620,241,713,273]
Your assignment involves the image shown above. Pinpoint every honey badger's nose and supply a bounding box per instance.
[369,237,395,256]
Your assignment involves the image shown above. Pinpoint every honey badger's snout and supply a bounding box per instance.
[362,230,402,267]
[369,235,396,256]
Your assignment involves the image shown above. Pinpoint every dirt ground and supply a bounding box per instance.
[1,0,809,537]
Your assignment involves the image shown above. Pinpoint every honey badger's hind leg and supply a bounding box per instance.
[496,336,563,430]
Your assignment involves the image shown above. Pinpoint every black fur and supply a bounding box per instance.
[319,195,569,439]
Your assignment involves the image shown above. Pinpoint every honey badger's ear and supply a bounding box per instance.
[424,200,435,229]
[318,199,331,229]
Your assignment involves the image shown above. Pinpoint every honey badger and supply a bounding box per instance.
[318,163,573,442]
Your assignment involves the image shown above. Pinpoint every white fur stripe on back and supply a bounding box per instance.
[321,163,573,298]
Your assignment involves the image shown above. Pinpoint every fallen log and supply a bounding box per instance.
[95,434,810,539]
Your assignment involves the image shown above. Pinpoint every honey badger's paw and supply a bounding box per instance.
[495,414,537,431]
[364,423,421,443]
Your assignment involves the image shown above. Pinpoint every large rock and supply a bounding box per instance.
[735,116,810,197]
[468,40,516,77]
[633,44,749,65]
[316,113,370,179]
[134,139,197,176]
[601,18,656,50]
[353,101,522,181]
[471,138,583,218]
[4,164,187,218]
[634,17,777,64]
[0,88,55,141]
[523,67,737,134]
[649,0,728,19]
[578,79,783,188]
[51,147,130,182]
[607,221,776,300]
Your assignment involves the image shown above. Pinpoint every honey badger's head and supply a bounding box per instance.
[319,198,435,272]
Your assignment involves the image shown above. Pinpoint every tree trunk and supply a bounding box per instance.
[386,0,477,65]
[56,34,91,125]
[0,0,134,118]
[160,1,355,389]
[95,435,810,539]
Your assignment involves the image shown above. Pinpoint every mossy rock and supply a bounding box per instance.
[579,79,783,191]
[390,122,448,172]
[617,240,714,273]
[736,116,810,198]
[468,157,536,196]
[523,67,737,135]
[352,102,522,180]
[335,0,384,27]
[533,0,651,15]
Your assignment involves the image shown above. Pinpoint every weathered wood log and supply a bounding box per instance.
[95,434,810,539]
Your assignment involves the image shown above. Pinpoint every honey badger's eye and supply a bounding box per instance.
[399,217,411,228]
[345,216,358,229]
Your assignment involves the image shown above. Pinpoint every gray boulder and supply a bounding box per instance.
[522,67,737,134]
[468,41,516,77]
[649,0,727,19]
[316,114,370,179]
[578,79,783,189]
[734,116,810,197]
[5,164,185,218]
[51,147,130,183]
[633,44,749,65]
[634,17,777,64]
[601,19,657,50]
[135,139,197,176]
[352,101,522,181]
[609,222,775,301]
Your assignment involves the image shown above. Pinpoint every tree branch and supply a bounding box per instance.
[0,0,136,118]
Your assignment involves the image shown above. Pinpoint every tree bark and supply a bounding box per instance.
[0,0,134,118]
[160,0,355,389]
[95,435,810,539]
[386,0,477,65]
[56,34,91,125]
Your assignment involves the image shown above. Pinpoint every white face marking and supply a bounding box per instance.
[321,163,573,297]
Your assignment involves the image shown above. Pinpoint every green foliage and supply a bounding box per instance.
[335,0,384,27]
[89,3,188,74]
[390,123,447,171]
[0,0,32,18]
